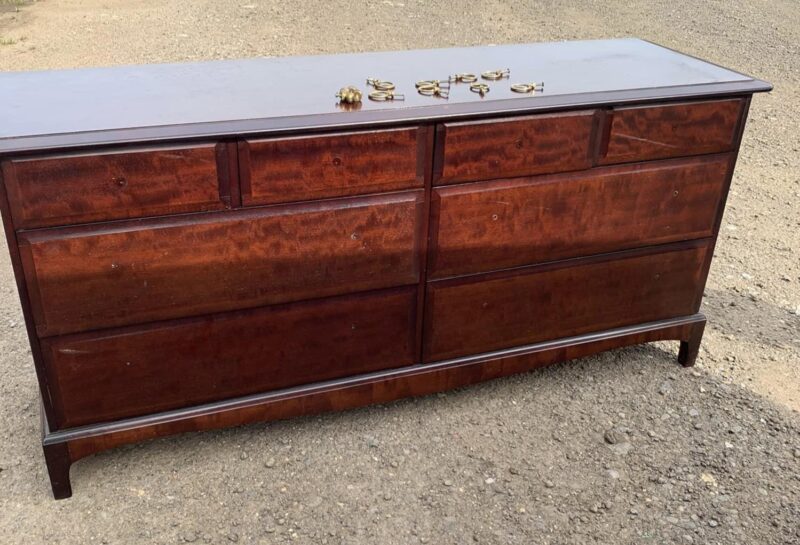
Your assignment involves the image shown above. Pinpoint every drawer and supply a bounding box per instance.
[599,99,743,165]
[2,144,229,229]
[429,154,731,278]
[423,244,708,361]
[240,127,423,205]
[20,190,423,336]
[42,286,418,428]
[433,110,598,185]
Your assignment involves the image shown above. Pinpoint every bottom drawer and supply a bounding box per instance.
[43,286,418,428]
[423,244,708,361]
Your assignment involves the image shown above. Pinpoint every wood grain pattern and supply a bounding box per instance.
[433,110,598,185]
[46,314,707,500]
[3,144,227,229]
[241,128,422,205]
[429,154,731,278]
[600,99,743,164]
[42,286,418,428]
[20,190,424,336]
[423,243,709,361]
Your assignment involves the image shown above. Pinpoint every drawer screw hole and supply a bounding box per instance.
[113,176,127,187]
[515,140,523,149]
[351,232,359,240]
[332,157,342,166]
[673,190,679,197]
[491,214,499,221]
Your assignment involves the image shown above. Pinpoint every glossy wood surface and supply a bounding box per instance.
[42,286,417,427]
[3,144,226,229]
[423,243,709,360]
[45,314,706,499]
[20,190,423,336]
[600,99,743,164]
[0,39,770,153]
[429,154,731,278]
[434,110,598,184]
[241,128,423,205]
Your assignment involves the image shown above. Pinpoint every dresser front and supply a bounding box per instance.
[0,97,747,432]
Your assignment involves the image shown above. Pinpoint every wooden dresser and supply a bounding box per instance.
[0,39,771,498]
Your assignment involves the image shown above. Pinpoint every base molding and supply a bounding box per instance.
[42,313,706,499]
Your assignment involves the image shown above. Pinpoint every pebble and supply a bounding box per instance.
[604,429,623,445]
[264,458,276,468]
[182,532,198,543]
[443,479,453,487]
[544,480,555,489]
[659,382,673,395]
[606,469,620,479]
[689,409,700,417]
[709,519,720,528]
[485,477,496,484]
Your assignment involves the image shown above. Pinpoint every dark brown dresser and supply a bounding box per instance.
[0,39,771,498]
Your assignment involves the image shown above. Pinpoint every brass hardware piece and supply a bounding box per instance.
[470,83,490,96]
[415,79,449,89]
[481,68,511,81]
[417,81,450,98]
[366,77,396,91]
[510,81,545,94]
[449,73,477,83]
[335,86,363,104]
[368,90,405,101]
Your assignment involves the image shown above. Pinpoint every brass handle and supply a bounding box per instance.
[510,82,544,94]
[481,68,510,81]
[470,83,490,96]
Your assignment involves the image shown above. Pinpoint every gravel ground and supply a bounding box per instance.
[1,1,798,544]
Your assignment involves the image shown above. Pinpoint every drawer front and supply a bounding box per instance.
[600,99,743,165]
[20,191,423,336]
[2,144,228,229]
[434,110,598,185]
[43,286,418,428]
[241,127,423,205]
[423,244,708,361]
[430,155,730,278]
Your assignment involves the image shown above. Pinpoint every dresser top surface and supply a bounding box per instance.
[0,38,771,153]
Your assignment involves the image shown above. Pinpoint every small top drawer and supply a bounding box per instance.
[2,144,228,229]
[239,127,424,206]
[433,110,598,185]
[599,99,744,165]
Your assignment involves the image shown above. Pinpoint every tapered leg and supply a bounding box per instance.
[43,442,73,499]
[678,318,706,367]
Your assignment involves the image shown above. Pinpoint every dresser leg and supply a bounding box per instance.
[678,318,706,367]
[43,442,73,499]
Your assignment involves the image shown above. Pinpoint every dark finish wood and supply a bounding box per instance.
[43,313,706,498]
[0,39,770,154]
[0,41,770,500]
[3,144,227,229]
[600,99,744,165]
[240,128,422,205]
[43,441,72,500]
[0,163,60,429]
[423,242,709,361]
[433,110,598,184]
[19,190,424,336]
[42,286,418,428]
[429,154,731,278]
[679,318,706,367]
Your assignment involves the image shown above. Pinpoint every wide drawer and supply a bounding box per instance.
[599,99,743,165]
[240,127,423,205]
[20,190,424,336]
[429,154,731,278]
[433,110,598,185]
[42,286,418,428]
[423,243,708,361]
[2,143,228,229]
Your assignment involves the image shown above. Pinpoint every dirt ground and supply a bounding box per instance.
[1,1,799,544]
